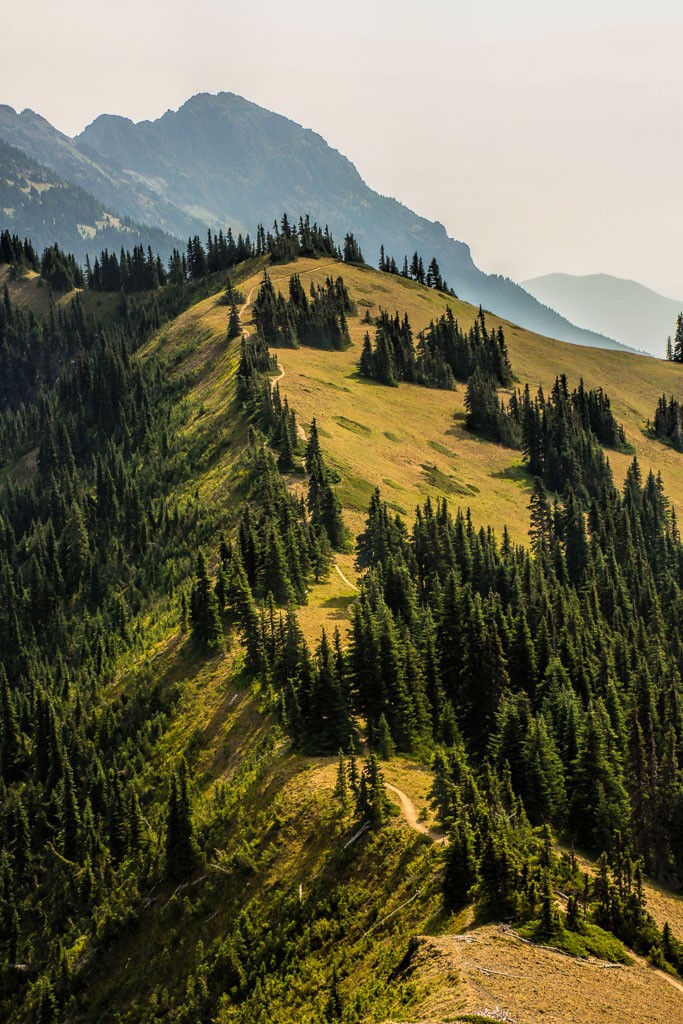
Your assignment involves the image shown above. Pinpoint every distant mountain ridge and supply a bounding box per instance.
[0,92,630,353]
[76,92,626,351]
[0,138,180,261]
[0,103,205,240]
[523,272,681,358]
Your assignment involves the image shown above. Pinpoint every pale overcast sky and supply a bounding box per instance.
[4,0,683,296]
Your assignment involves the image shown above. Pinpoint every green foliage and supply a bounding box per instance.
[518,918,631,963]
[464,368,521,446]
[360,306,514,393]
[342,232,364,265]
[254,270,353,351]
[652,393,683,449]
[190,551,224,651]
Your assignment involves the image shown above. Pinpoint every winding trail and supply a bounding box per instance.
[334,563,359,592]
[236,261,356,587]
[653,963,683,996]
[385,783,446,844]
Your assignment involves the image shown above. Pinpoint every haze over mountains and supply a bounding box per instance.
[0,103,204,241]
[0,138,180,261]
[523,272,682,359]
[0,92,628,353]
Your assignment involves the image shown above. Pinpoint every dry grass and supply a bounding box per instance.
[383,757,442,832]
[567,847,683,940]
[395,924,683,1023]
[232,258,683,548]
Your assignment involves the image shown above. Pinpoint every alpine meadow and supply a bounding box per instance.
[5,12,683,1021]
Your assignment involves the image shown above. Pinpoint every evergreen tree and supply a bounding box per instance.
[165,764,199,880]
[673,313,683,363]
[227,302,242,339]
[190,551,224,651]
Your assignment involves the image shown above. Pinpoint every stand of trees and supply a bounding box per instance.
[253,271,353,350]
[1,230,84,291]
[378,246,456,295]
[652,394,683,449]
[359,307,512,391]
[465,373,632,501]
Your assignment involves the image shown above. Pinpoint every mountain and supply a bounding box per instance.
[3,248,683,1023]
[0,138,181,261]
[0,93,640,353]
[522,271,683,358]
[75,92,627,351]
[0,103,206,240]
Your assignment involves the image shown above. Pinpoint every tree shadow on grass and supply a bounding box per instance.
[490,464,535,490]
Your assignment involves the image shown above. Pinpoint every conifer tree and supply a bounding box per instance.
[165,764,199,880]
[190,551,224,651]
[528,479,552,553]
[227,302,241,339]
[444,818,477,911]
[674,313,683,363]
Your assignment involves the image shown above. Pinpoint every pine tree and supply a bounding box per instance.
[228,302,241,339]
[190,551,224,651]
[444,818,477,910]
[165,764,199,880]
[0,667,21,780]
[528,479,552,553]
[342,233,364,265]
[376,713,396,759]
[674,313,683,363]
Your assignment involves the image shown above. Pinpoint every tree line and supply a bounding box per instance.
[378,245,455,295]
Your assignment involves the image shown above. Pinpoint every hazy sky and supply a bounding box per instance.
[4,0,683,296]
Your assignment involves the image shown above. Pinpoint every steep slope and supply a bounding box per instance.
[225,258,683,551]
[0,139,180,261]
[396,926,683,1023]
[75,91,625,352]
[0,104,204,240]
[523,271,682,358]
[3,252,683,1023]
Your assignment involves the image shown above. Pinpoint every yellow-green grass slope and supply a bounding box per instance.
[231,257,683,546]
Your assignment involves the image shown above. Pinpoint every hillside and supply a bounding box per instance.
[227,258,683,545]
[0,139,181,262]
[3,250,683,1023]
[523,271,683,358]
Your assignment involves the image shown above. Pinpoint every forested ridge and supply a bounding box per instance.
[3,229,683,1023]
